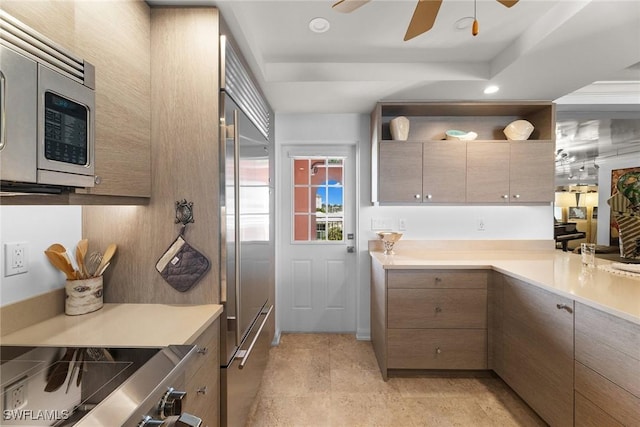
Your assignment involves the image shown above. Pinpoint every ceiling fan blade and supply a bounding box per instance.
[497,0,519,7]
[404,0,443,41]
[332,0,371,13]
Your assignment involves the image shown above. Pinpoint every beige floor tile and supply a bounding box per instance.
[247,334,545,427]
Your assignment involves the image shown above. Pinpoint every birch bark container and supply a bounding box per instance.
[65,276,103,315]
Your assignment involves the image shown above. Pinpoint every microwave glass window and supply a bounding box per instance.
[44,91,88,165]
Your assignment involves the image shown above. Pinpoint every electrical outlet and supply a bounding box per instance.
[4,376,28,410]
[477,218,486,232]
[4,242,28,276]
[398,218,407,231]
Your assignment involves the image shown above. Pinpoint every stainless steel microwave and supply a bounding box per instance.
[0,11,95,192]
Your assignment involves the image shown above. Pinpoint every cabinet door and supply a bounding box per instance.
[500,276,574,427]
[466,142,510,203]
[422,141,466,203]
[378,142,423,203]
[509,142,554,203]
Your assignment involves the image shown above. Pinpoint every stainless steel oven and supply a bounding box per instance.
[0,345,203,427]
[0,11,95,192]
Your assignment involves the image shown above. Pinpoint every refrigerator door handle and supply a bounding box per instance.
[233,108,242,347]
[236,304,273,369]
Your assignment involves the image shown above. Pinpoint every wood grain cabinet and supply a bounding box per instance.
[574,303,640,426]
[371,102,555,204]
[491,275,574,427]
[378,141,467,203]
[371,264,488,380]
[184,319,220,427]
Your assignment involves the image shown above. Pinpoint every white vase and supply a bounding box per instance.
[390,116,410,141]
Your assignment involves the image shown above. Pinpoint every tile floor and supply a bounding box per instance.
[246,333,546,427]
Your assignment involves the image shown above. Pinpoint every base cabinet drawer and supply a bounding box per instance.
[387,270,488,289]
[575,392,623,427]
[388,329,487,369]
[575,361,640,426]
[388,288,487,329]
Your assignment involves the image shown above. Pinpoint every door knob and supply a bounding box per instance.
[347,246,355,253]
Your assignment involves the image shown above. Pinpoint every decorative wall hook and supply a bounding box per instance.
[175,200,195,226]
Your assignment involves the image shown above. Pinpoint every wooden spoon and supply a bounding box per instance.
[95,243,116,277]
[44,250,76,280]
[45,348,76,392]
[76,239,89,279]
[47,243,76,276]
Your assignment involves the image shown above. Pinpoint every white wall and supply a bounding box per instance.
[0,206,82,306]
[276,113,553,340]
[596,152,640,245]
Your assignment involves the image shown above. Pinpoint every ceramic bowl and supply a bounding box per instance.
[504,120,534,140]
[445,130,478,141]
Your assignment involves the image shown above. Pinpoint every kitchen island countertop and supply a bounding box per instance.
[0,303,223,347]
[371,248,640,325]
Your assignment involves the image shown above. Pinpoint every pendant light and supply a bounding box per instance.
[472,0,479,36]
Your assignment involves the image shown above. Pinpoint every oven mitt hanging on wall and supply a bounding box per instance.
[156,235,210,292]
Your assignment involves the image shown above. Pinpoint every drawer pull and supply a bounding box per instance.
[556,303,573,313]
[434,277,442,283]
[435,306,442,313]
[435,347,442,355]
[196,347,208,355]
[197,386,208,395]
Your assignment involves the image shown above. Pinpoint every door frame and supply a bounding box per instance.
[275,140,361,342]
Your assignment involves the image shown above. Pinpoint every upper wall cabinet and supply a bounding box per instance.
[2,1,151,201]
[371,102,556,205]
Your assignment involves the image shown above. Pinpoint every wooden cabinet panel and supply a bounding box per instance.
[575,302,640,397]
[422,141,467,203]
[185,358,220,427]
[387,269,488,289]
[378,142,423,202]
[575,361,640,426]
[575,392,624,427]
[509,142,554,203]
[370,261,388,380]
[388,288,487,329]
[388,329,487,369]
[466,142,510,203]
[184,319,220,427]
[500,276,574,427]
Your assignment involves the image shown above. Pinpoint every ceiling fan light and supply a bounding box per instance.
[484,85,499,95]
[309,17,331,33]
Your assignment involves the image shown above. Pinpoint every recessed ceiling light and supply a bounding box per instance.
[309,17,330,34]
[484,85,500,95]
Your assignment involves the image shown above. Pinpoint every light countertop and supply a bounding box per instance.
[0,303,223,347]
[371,249,640,325]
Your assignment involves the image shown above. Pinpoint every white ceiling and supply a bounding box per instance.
[150,0,640,113]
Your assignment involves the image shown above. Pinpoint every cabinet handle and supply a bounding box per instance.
[513,194,521,199]
[197,386,208,395]
[556,303,573,313]
[434,277,442,283]
[435,347,442,355]
[435,306,442,313]
[425,194,433,200]
[414,194,421,199]
[196,347,208,355]
[501,194,509,199]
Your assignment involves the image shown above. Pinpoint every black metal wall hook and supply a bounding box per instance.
[175,199,195,227]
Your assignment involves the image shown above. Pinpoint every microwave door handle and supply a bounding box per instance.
[233,108,241,347]
[0,71,5,151]
[237,304,273,369]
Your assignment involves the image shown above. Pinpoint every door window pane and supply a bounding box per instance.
[293,157,344,242]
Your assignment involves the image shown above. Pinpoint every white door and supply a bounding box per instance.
[279,146,357,332]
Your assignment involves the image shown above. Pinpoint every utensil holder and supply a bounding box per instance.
[65,276,103,315]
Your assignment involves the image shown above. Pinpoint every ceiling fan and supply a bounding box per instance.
[332,0,520,40]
